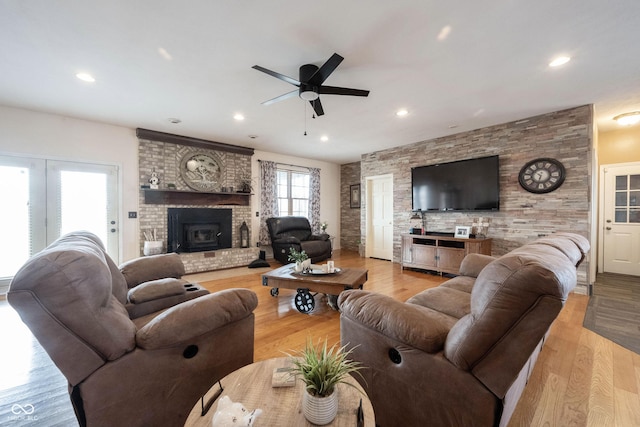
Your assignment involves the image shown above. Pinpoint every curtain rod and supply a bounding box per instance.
[257,159,312,170]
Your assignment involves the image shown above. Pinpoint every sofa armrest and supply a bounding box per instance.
[273,236,301,245]
[136,288,258,350]
[338,290,451,353]
[308,233,330,241]
[127,278,187,304]
[119,253,185,288]
[458,253,496,278]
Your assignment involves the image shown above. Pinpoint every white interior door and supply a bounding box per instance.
[602,164,640,275]
[366,175,393,260]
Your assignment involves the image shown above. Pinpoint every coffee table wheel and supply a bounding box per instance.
[294,289,315,313]
[270,287,279,297]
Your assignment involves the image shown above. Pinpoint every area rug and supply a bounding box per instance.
[583,294,640,355]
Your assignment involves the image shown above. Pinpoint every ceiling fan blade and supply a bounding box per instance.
[310,98,324,116]
[308,53,344,85]
[262,89,299,105]
[252,65,300,86]
[318,85,370,97]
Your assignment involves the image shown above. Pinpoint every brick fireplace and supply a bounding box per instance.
[137,129,257,274]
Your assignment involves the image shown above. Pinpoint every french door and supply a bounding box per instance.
[0,155,119,288]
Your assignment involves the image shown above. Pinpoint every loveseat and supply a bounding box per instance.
[8,231,259,427]
[339,232,589,427]
[266,216,332,264]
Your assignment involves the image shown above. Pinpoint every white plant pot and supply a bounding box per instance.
[143,240,163,256]
[302,390,338,425]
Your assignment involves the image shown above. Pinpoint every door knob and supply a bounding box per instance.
[110,228,116,233]
[606,227,612,230]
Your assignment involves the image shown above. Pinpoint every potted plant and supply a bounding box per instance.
[288,338,364,425]
[238,173,254,193]
[287,247,309,272]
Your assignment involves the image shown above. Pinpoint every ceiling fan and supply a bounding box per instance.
[252,53,369,117]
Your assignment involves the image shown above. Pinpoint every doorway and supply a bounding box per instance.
[0,155,119,290]
[365,174,393,260]
[600,162,640,276]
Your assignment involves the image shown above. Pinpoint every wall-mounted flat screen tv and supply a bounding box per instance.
[411,155,500,212]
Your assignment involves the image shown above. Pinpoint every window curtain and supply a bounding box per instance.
[259,160,279,245]
[308,167,321,232]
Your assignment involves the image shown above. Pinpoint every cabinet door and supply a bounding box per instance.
[402,236,413,264]
[437,247,466,274]
[413,245,437,269]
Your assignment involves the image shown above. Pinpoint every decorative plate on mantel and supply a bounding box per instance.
[180,153,223,192]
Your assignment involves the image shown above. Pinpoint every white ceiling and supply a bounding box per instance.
[1,1,639,164]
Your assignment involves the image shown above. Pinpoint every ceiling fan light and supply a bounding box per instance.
[300,90,319,101]
[613,111,640,126]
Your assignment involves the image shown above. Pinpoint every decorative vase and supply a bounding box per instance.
[294,261,303,272]
[143,240,163,256]
[302,390,338,425]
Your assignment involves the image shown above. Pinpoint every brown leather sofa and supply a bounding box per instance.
[266,216,332,264]
[339,232,589,427]
[8,231,258,427]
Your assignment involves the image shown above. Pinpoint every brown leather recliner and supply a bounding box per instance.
[118,250,209,319]
[8,231,258,427]
[266,216,332,264]
[339,232,590,427]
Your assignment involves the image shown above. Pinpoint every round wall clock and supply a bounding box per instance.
[518,158,566,194]
[180,153,223,192]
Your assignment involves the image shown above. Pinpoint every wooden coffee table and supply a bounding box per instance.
[184,357,375,427]
[261,264,368,313]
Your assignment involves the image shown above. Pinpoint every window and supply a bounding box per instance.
[615,174,640,223]
[277,168,310,217]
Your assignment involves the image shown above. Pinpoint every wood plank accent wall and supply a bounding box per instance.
[354,105,593,292]
[340,161,362,253]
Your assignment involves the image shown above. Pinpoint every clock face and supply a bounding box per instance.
[518,158,566,194]
[180,153,223,192]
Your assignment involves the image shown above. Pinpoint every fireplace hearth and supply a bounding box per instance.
[168,208,232,253]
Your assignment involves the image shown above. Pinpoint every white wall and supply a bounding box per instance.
[0,105,342,265]
[251,151,341,250]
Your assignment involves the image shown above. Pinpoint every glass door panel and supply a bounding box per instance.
[0,156,46,282]
[47,160,119,260]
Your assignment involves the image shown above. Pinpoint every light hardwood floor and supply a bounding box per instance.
[1,250,639,426]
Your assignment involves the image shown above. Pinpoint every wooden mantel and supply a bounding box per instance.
[142,189,251,206]
[136,128,254,156]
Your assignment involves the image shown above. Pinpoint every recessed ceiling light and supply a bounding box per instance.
[396,109,409,117]
[437,26,452,41]
[613,111,640,126]
[320,135,329,142]
[75,72,95,83]
[234,113,245,121]
[549,56,571,67]
[157,47,173,61]
[167,118,181,124]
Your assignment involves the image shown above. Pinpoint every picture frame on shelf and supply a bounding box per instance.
[454,226,471,239]
[350,184,361,209]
